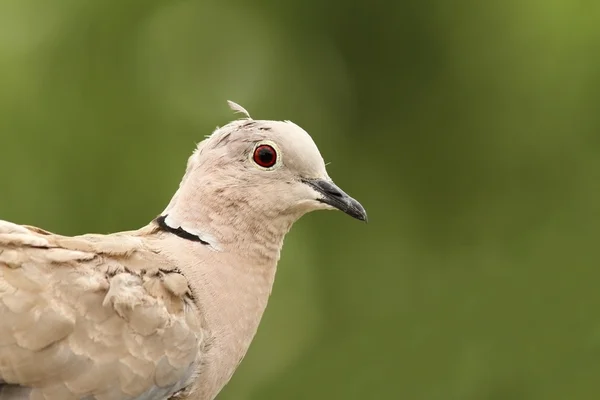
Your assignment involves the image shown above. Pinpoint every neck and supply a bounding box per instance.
[154,175,302,397]
[162,173,300,264]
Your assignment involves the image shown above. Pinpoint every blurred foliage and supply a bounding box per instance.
[2,0,600,398]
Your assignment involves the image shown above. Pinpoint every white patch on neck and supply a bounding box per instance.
[163,214,222,252]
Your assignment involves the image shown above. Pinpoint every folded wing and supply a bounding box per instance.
[0,220,207,400]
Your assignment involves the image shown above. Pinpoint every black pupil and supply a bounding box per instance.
[257,147,275,165]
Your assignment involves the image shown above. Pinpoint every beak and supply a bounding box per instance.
[303,179,368,222]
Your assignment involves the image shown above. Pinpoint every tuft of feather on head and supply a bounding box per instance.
[227,100,252,119]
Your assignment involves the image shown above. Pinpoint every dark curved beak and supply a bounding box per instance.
[303,179,368,222]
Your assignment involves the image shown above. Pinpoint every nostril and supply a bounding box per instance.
[321,182,344,198]
[303,178,349,202]
[327,188,343,198]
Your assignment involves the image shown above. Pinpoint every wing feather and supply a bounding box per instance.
[0,220,207,400]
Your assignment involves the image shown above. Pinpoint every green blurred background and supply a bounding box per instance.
[2,0,600,398]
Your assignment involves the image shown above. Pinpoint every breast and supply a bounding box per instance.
[156,229,281,400]
[181,267,276,400]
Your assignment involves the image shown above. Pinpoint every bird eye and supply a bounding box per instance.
[253,144,277,168]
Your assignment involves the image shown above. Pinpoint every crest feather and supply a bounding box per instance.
[227,100,252,119]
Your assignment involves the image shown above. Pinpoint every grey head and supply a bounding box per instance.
[206,101,366,221]
[161,101,366,250]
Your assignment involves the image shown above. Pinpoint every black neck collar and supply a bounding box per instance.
[155,215,209,245]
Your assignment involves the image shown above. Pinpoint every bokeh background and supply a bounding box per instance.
[2,0,600,398]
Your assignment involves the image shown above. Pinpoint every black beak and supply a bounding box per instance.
[303,179,368,222]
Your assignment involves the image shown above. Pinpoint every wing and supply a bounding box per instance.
[0,220,209,400]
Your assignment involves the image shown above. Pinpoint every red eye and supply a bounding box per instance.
[253,144,277,168]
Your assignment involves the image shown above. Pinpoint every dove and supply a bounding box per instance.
[0,101,367,400]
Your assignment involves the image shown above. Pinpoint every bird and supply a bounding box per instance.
[0,101,367,400]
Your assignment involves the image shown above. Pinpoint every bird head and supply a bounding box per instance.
[180,101,367,223]
[160,101,367,253]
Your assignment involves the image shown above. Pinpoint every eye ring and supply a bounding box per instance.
[253,144,278,169]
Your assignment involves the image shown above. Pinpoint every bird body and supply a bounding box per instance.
[0,102,366,399]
